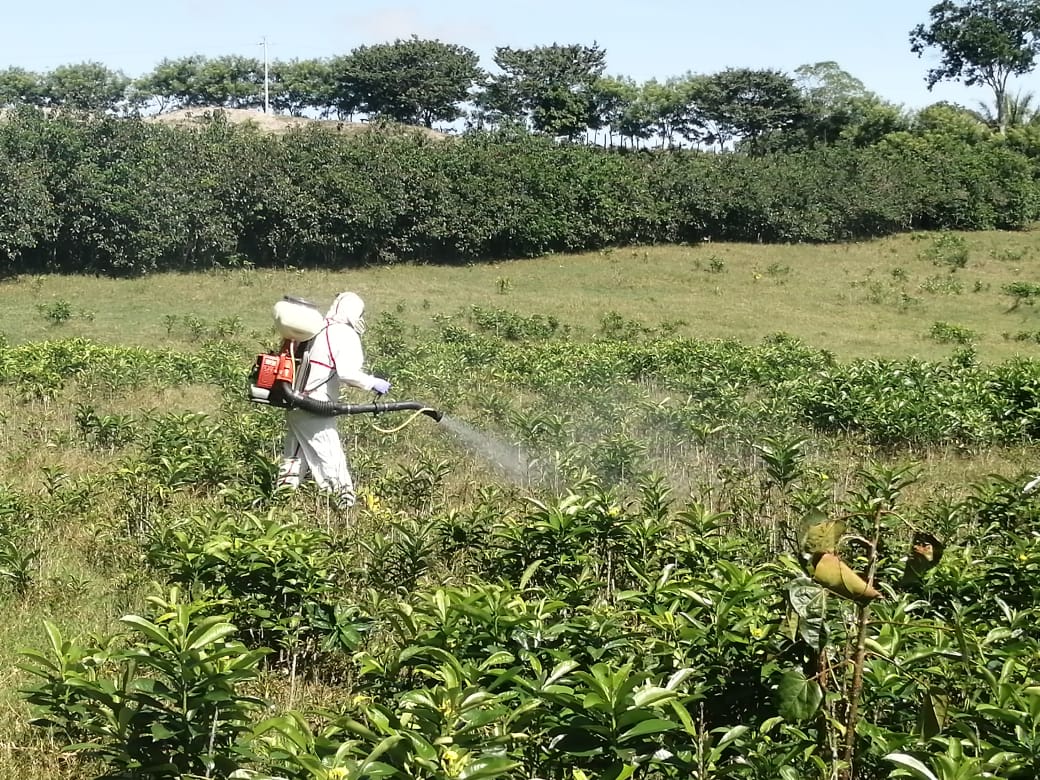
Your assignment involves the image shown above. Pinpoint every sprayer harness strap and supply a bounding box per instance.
[298,323,335,397]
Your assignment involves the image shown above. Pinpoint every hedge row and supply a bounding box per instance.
[0,108,1036,275]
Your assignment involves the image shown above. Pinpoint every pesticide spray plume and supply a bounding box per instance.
[437,414,542,485]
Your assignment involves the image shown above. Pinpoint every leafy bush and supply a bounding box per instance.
[929,321,976,344]
[35,299,74,325]
[146,512,366,664]
[1003,280,1040,309]
[468,305,564,341]
[0,110,1037,276]
[919,232,969,270]
[20,589,266,778]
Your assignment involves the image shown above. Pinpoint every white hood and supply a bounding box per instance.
[326,291,366,335]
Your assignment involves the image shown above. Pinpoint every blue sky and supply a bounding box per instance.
[2,0,1028,113]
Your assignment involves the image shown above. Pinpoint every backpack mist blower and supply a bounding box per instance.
[247,296,442,424]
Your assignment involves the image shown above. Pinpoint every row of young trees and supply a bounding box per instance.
[1,106,1035,276]
[2,1,1040,148]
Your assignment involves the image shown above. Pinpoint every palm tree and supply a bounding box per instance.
[975,90,1040,131]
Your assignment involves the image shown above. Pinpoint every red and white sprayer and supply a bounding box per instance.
[248,296,442,423]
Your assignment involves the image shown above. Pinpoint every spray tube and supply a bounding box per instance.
[272,380,442,421]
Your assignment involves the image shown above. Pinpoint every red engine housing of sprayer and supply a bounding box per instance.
[249,340,307,407]
[249,296,324,408]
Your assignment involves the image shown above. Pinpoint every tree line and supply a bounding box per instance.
[2,0,1040,149]
[0,105,1035,276]
[0,43,899,150]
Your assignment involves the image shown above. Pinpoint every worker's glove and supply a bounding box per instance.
[371,377,391,396]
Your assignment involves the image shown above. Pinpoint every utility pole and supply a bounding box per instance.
[259,36,270,113]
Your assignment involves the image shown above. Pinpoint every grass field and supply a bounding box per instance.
[6,230,1040,361]
[2,231,1040,778]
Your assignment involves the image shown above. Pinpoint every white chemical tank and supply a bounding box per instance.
[273,296,324,341]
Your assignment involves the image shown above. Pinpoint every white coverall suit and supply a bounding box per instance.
[277,292,386,506]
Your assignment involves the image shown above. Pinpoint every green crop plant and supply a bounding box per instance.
[344,650,525,779]
[357,517,442,594]
[20,589,267,778]
[0,536,38,596]
[74,404,138,450]
[592,431,647,483]
[492,491,599,587]
[36,299,74,325]
[920,274,964,295]
[920,232,969,271]
[146,512,364,669]
[375,455,453,516]
[469,305,563,341]
[240,709,410,779]
[990,246,1026,264]
[929,321,976,345]
[1002,280,1040,310]
[530,662,697,776]
[599,311,651,340]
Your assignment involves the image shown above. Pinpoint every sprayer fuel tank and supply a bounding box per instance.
[273,296,323,341]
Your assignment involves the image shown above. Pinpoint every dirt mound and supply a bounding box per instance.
[147,106,448,139]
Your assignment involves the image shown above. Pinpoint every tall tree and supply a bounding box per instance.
[792,61,908,146]
[325,54,363,120]
[914,100,992,139]
[480,43,607,137]
[642,76,702,148]
[0,67,46,107]
[135,56,209,112]
[44,62,129,111]
[591,75,653,146]
[270,58,334,117]
[195,55,264,109]
[795,61,872,114]
[838,99,911,145]
[695,68,805,153]
[336,37,481,127]
[910,0,1040,133]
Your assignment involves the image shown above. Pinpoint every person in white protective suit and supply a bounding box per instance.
[277,292,391,507]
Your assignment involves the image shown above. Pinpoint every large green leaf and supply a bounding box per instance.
[777,669,822,723]
[42,620,65,659]
[619,717,678,741]
[458,754,521,779]
[785,577,827,648]
[632,685,676,708]
[120,615,177,652]
[602,765,637,780]
[916,687,948,740]
[185,618,237,651]
[884,752,939,780]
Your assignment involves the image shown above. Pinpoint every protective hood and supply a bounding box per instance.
[326,291,366,335]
